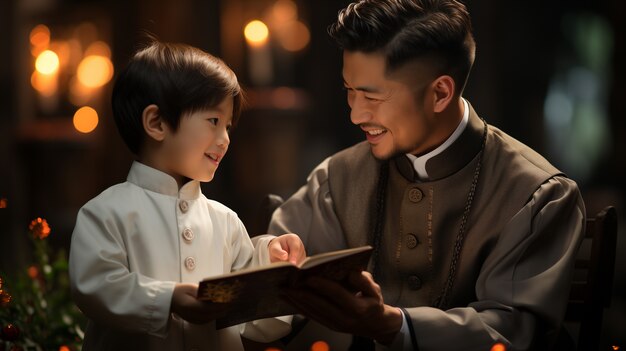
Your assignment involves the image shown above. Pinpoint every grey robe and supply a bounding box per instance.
[267,103,585,351]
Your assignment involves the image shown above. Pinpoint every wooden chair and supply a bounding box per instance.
[563,206,618,350]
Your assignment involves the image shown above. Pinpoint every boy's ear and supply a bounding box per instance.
[431,75,455,113]
[142,104,166,141]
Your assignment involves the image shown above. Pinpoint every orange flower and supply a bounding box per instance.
[28,265,39,279]
[0,290,11,306]
[29,217,51,239]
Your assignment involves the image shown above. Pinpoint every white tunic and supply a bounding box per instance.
[69,161,278,350]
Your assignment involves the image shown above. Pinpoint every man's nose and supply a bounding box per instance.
[350,97,373,125]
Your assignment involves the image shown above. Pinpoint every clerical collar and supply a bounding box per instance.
[405,98,469,181]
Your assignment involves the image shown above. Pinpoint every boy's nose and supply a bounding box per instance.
[217,131,230,149]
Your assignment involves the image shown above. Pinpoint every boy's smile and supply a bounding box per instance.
[145,96,233,188]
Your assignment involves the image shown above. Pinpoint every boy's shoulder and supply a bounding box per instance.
[81,181,138,212]
[204,197,239,218]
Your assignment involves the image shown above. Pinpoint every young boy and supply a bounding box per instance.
[69,41,305,350]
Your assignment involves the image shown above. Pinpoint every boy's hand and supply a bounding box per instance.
[269,233,306,265]
[170,283,230,324]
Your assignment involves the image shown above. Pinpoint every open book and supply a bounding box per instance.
[197,245,373,329]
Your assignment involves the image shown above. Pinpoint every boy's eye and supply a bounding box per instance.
[208,118,218,125]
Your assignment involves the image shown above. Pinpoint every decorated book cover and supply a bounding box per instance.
[197,245,373,329]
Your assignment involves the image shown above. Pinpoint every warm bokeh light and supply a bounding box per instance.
[31,71,58,96]
[491,342,506,351]
[76,55,114,88]
[30,24,50,55]
[263,348,281,351]
[244,20,269,46]
[272,0,297,23]
[59,346,70,351]
[310,341,329,351]
[0,198,7,208]
[612,346,621,350]
[85,40,112,58]
[69,76,94,106]
[35,50,60,75]
[50,41,71,70]
[278,20,310,52]
[27,265,39,279]
[73,106,99,133]
[272,87,297,109]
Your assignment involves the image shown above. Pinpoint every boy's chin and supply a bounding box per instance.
[195,172,216,183]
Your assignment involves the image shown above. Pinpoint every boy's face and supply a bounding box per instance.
[160,97,233,186]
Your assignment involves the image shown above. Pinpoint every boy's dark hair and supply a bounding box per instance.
[112,40,243,154]
[328,0,476,95]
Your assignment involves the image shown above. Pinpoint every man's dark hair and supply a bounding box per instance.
[111,40,243,154]
[328,0,476,95]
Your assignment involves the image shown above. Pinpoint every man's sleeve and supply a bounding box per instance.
[403,176,585,350]
[265,157,347,254]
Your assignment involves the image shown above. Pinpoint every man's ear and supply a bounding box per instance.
[431,75,455,113]
[142,104,166,141]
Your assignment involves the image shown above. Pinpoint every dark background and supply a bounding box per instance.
[1,0,624,348]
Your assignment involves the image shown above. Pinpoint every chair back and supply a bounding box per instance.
[565,206,618,350]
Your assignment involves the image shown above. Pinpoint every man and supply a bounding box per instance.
[262,0,585,349]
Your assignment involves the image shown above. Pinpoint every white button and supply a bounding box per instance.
[184,256,196,270]
[182,228,194,242]
[179,200,189,213]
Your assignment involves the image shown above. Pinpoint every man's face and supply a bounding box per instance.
[342,51,439,160]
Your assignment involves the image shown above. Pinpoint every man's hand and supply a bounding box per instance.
[170,283,231,324]
[285,271,403,344]
[268,233,306,265]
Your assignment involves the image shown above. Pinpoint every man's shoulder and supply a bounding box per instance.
[488,125,561,177]
[327,141,379,195]
[329,141,374,170]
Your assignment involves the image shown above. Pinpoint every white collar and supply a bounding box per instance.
[126,161,201,200]
[406,98,469,181]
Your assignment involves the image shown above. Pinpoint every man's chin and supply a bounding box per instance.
[369,145,398,161]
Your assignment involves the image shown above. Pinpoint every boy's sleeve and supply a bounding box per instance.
[69,204,176,338]
[224,211,293,342]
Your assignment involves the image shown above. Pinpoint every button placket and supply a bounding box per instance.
[184,256,196,271]
[408,187,423,203]
[179,200,189,213]
[182,227,194,242]
[408,275,422,290]
[406,233,419,249]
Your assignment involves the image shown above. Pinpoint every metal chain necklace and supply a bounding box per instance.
[369,118,488,309]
